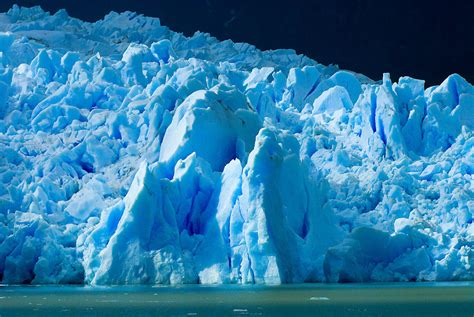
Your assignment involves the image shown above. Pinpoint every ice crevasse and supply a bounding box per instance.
[0,5,473,284]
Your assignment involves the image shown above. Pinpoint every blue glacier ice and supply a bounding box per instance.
[0,5,473,284]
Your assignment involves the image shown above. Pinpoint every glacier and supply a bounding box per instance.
[0,5,473,284]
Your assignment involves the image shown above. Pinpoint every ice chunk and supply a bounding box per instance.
[312,86,353,114]
[283,66,321,110]
[150,39,175,63]
[232,127,343,283]
[85,162,195,284]
[312,70,362,104]
[159,85,261,172]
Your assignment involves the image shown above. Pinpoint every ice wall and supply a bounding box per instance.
[0,5,473,284]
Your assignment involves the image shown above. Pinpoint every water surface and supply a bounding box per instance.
[0,282,473,316]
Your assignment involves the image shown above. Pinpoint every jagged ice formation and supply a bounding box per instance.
[0,6,473,284]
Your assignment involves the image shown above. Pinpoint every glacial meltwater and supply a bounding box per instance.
[0,283,473,317]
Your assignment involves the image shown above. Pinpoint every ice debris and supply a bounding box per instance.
[0,5,473,284]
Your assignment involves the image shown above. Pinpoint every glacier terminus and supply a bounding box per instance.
[0,6,473,285]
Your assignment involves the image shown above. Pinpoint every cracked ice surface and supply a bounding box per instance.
[0,5,473,284]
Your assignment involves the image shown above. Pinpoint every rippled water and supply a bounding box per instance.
[0,282,473,316]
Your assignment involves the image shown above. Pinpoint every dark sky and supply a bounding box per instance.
[1,0,473,86]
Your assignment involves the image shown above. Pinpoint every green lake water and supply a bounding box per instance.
[0,282,473,316]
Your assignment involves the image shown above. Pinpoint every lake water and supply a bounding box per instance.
[0,282,473,316]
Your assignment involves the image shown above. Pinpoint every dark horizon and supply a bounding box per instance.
[0,0,473,87]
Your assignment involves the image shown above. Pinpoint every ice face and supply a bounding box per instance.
[0,5,473,284]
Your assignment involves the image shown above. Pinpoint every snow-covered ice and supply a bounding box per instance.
[0,5,473,284]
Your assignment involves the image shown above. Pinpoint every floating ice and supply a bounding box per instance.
[0,5,473,284]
